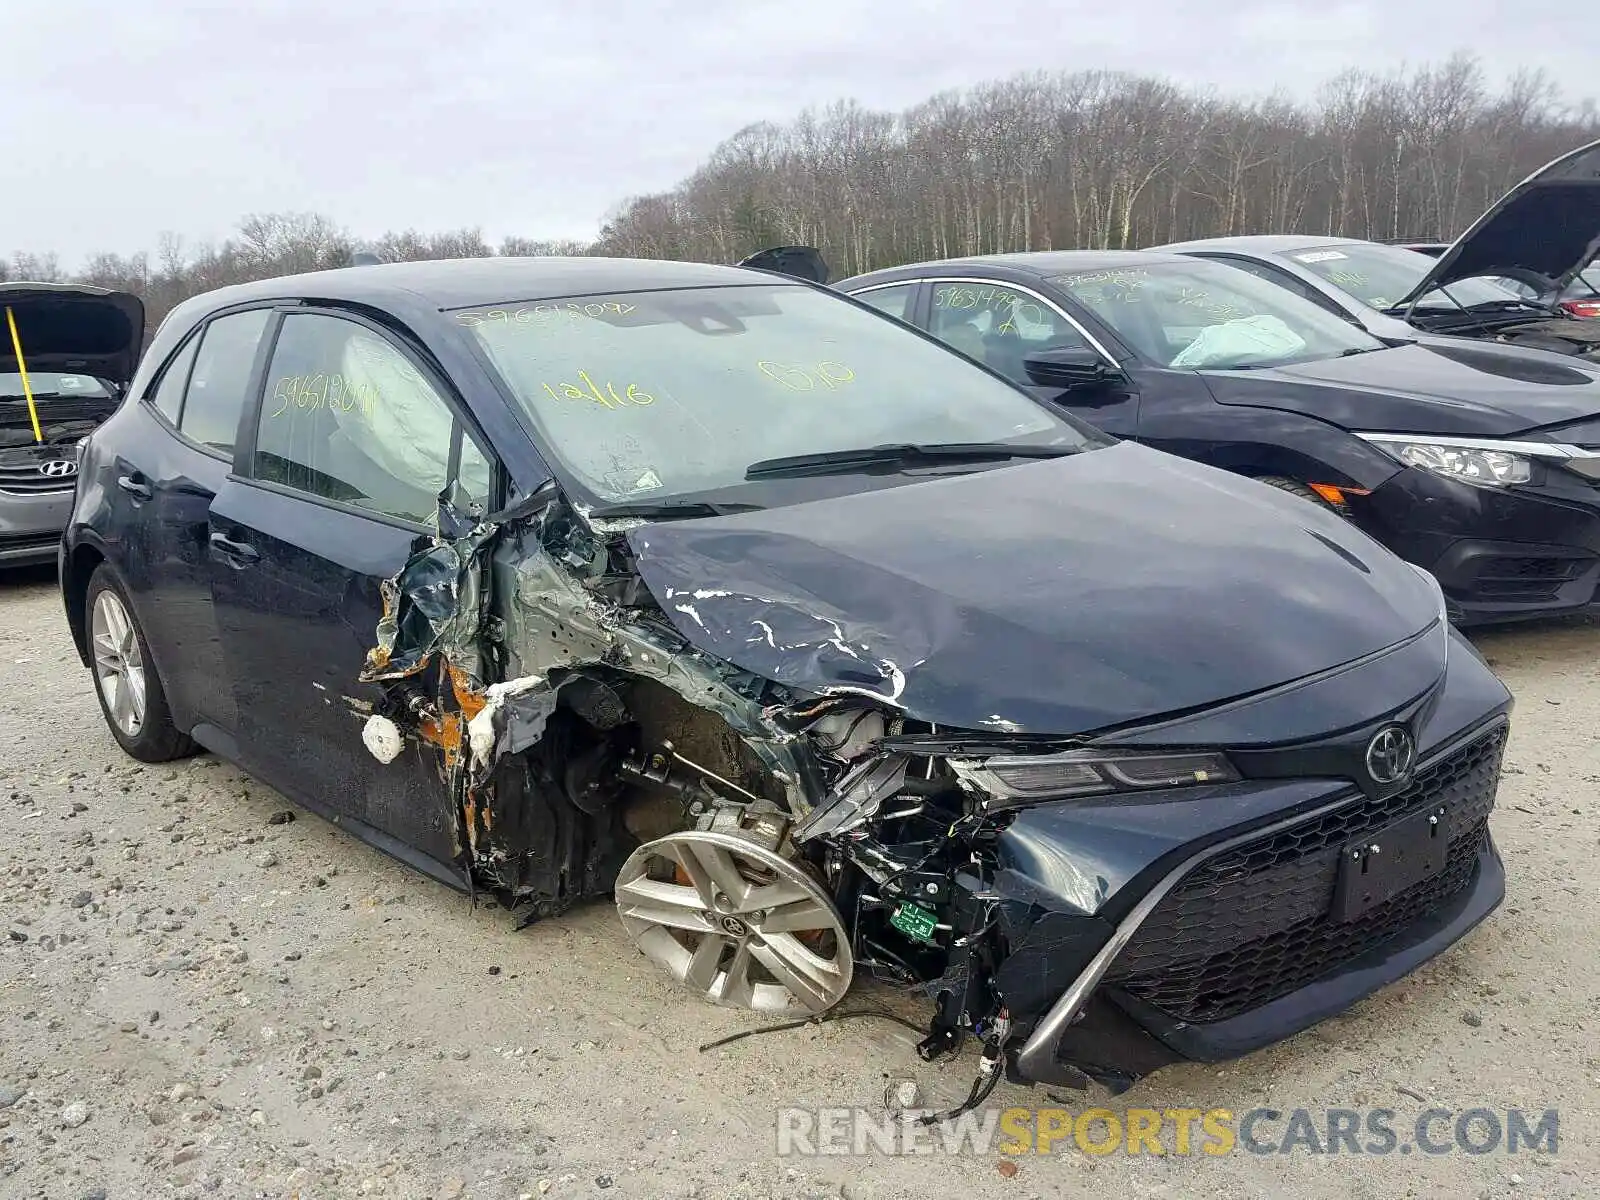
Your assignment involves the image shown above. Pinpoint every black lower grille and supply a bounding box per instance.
[1472,555,1592,601]
[1106,724,1506,1024]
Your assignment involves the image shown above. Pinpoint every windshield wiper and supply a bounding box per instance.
[744,442,1080,480]
[1461,299,1548,314]
[587,499,766,519]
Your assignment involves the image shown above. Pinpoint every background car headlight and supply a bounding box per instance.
[952,750,1239,809]
[1392,441,1530,486]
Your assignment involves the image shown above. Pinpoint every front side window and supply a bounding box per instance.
[181,309,271,453]
[928,281,1094,385]
[1054,261,1387,370]
[455,283,1099,506]
[1284,243,1517,312]
[253,313,491,525]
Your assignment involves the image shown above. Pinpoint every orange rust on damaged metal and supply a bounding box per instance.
[463,791,480,853]
[420,713,464,769]
[448,664,488,720]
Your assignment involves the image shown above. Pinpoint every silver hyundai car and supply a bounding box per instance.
[0,283,142,566]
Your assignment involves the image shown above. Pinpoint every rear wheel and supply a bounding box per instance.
[86,566,196,762]
[1256,475,1340,513]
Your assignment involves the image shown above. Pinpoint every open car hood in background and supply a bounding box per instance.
[0,282,145,385]
[736,246,831,285]
[1399,138,1600,309]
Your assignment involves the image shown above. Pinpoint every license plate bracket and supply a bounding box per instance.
[1332,803,1451,922]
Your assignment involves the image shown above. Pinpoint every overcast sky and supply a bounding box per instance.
[8,2,1596,264]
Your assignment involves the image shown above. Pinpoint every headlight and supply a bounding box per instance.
[952,750,1239,809]
[1354,433,1600,488]
[1387,440,1529,486]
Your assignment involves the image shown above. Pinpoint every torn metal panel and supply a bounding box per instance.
[360,503,494,686]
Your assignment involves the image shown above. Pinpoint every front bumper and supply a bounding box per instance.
[1349,464,1600,624]
[0,488,73,566]
[1005,714,1508,1090]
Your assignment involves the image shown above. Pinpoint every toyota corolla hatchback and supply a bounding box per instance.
[62,257,1510,1091]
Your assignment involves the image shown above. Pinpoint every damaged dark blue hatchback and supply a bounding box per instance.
[59,257,1511,1093]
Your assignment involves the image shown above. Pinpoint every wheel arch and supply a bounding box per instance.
[63,541,107,668]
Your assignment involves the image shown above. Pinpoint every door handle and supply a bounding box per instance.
[208,531,260,566]
[117,474,153,501]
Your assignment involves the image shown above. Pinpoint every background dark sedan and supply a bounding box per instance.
[836,250,1600,624]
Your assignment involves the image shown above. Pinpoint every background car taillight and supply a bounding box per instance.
[1560,299,1600,319]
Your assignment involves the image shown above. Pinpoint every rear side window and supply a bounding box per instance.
[180,310,271,453]
[252,312,492,526]
[852,283,917,320]
[148,336,200,423]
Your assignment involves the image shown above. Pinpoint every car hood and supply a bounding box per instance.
[1399,138,1600,308]
[0,282,144,385]
[625,443,1440,736]
[1201,341,1600,436]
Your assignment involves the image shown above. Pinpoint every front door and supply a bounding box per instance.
[207,308,495,877]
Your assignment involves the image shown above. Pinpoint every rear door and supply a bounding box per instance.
[109,308,273,733]
[206,307,496,875]
[919,277,1141,436]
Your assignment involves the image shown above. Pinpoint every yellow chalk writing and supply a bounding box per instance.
[538,370,655,411]
[757,360,856,392]
[268,373,382,419]
[456,301,637,327]
[934,285,1048,332]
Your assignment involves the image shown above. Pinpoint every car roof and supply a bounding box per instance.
[175,256,781,315]
[841,249,1192,285]
[1150,235,1367,256]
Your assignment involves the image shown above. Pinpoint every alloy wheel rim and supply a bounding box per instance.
[91,590,146,737]
[615,830,852,1014]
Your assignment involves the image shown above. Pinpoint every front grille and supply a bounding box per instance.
[0,461,76,495]
[1105,724,1506,1024]
[0,531,60,554]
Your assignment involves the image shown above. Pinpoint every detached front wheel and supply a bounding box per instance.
[86,565,196,762]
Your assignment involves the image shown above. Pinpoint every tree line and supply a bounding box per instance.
[7,53,1599,334]
[592,53,1600,276]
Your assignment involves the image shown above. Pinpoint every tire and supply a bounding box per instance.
[85,565,197,762]
[1255,475,1339,513]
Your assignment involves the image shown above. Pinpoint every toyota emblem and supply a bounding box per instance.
[1365,725,1416,786]
[38,459,78,479]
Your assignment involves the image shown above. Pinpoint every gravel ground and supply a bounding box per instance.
[1,564,1597,1200]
